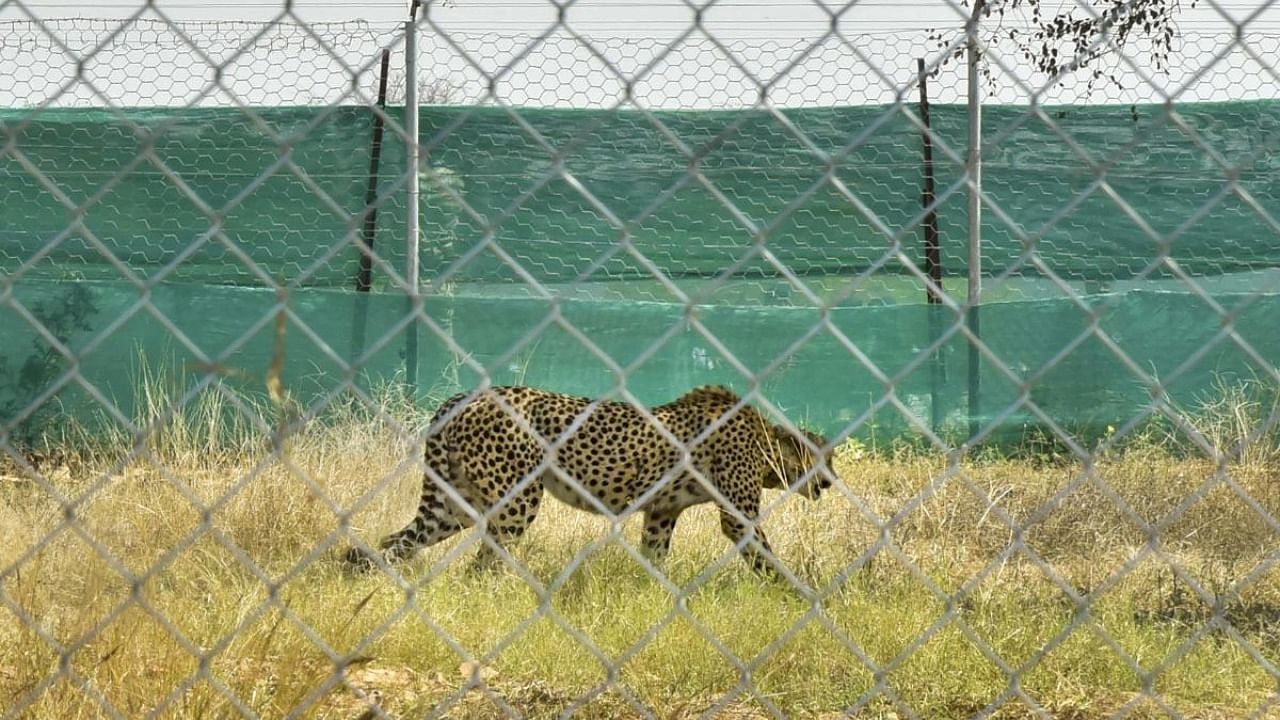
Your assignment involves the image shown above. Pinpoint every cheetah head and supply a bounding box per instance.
[761,424,833,500]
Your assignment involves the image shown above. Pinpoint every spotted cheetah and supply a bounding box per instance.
[346,385,832,576]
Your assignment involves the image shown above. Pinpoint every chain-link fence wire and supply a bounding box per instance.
[2,3,1280,718]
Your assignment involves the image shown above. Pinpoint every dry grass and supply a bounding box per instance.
[2,377,1279,719]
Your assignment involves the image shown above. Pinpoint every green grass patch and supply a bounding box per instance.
[2,378,1278,718]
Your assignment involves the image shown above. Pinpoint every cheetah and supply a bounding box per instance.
[345,385,832,576]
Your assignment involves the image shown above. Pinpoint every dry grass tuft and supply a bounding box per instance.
[2,374,1279,719]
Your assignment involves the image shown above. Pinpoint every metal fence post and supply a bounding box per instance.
[965,2,984,441]
[404,15,421,397]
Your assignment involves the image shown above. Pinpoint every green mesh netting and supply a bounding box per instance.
[3,102,1278,446]
[5,102,1280,292]
[2,280,1276,446]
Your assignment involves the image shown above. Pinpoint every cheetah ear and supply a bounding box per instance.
[806,430,830,454]
[772,425,827,458]
[770,424,803,458]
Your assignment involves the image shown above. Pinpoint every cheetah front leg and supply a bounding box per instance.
[346,437,471,570]
[717,497,783,579]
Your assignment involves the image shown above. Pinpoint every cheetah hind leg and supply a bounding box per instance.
[639,507,686,571]
[466,479,543,575]
[345,437,471,571]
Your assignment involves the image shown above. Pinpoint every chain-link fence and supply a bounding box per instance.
[3,3,1280,718]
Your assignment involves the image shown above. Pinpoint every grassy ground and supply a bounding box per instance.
[1,381,1278,719]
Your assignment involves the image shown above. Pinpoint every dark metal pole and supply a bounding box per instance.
[350,48,392,366]
[918,58,941,306]
[356,48,392,293]
[919,58,945,436]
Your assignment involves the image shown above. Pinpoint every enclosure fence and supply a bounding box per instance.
[2,4,1280,719]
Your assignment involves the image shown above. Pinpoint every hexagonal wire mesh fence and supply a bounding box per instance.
[2,2,1280,718]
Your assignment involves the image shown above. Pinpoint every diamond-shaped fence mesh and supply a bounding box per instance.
[2,3,1280,718]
